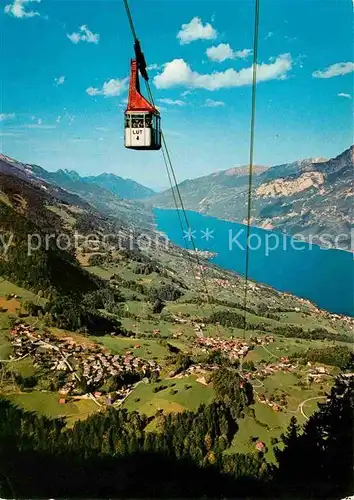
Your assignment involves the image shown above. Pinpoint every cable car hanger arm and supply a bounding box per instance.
[134,39,149,82]
[121,0,224,336]
[123,0,149,82]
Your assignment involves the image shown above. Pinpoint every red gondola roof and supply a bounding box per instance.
[126,59,159,114]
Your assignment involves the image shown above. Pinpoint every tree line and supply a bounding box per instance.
[290,345,354,370]
[273,325,354,343]
[0,376,352,498]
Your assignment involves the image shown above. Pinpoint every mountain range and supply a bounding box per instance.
[1,148,323,326]
[1,145,352,250]
[0,145,353,500]
[84,172,155,199]
[0,154,155,230]
[149,146,353,250]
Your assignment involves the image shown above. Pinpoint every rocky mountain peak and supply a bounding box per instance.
[224,165,268,176]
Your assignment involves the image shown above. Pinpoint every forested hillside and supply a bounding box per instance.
[0,377,352,498]
[0,154,353,498]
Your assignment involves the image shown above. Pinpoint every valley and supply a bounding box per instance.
[0,151,353,496]
[149,146,353,251]
[0,221,353,460]
[154,207,354,315]
[1,0,353,495]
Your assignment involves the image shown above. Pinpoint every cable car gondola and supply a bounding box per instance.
[124,44,161,151]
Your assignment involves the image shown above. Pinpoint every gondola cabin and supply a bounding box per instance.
[125,59,161,150]
[125,111,161,150]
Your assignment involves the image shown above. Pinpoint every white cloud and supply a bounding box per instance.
[206,43,252,63]
[67,25,99,44]
[206,43,233,62]
[154,53,293,91]
[54,75,65,85]
[181,90,192,97]
[265,31,273,40]
[312,62,354,79]
[235,49,253,59]
[147,64,161,71]
[203,99,225,107]
[159,98,186,106]
[0,113,16,121]
[56,110,75,124]
[25,123,56,129]
[118,97,128,108]
[338,92,352,99]
[177,17,217,45]
[4,0,41,19]
[86,77,128,98]
[21,117,55,129]
[68,32,80,44]
[28,116,46,126]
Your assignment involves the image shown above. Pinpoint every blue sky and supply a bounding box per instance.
[0,0,353,190]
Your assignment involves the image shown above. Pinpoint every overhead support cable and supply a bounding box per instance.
[242,0,261,340]
[122,0,238,335]
[123,0,138,42]
[145,80,218,310]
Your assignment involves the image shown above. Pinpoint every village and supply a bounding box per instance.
[306,364,331,383]
[8,323,160,400]
[194,334,275,360]
[4,316,339,414]
[245,356,297,379]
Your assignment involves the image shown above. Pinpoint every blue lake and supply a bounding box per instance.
[154,208,354,317]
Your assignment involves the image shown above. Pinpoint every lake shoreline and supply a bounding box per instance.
[152,206,352,254]
[153,208,354,317]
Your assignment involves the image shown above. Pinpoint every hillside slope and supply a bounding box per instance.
[0,154,154,230]
[2,152,346,318]
[1,151,353,475]
[0,171,102,297]
[150,147,353,249]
